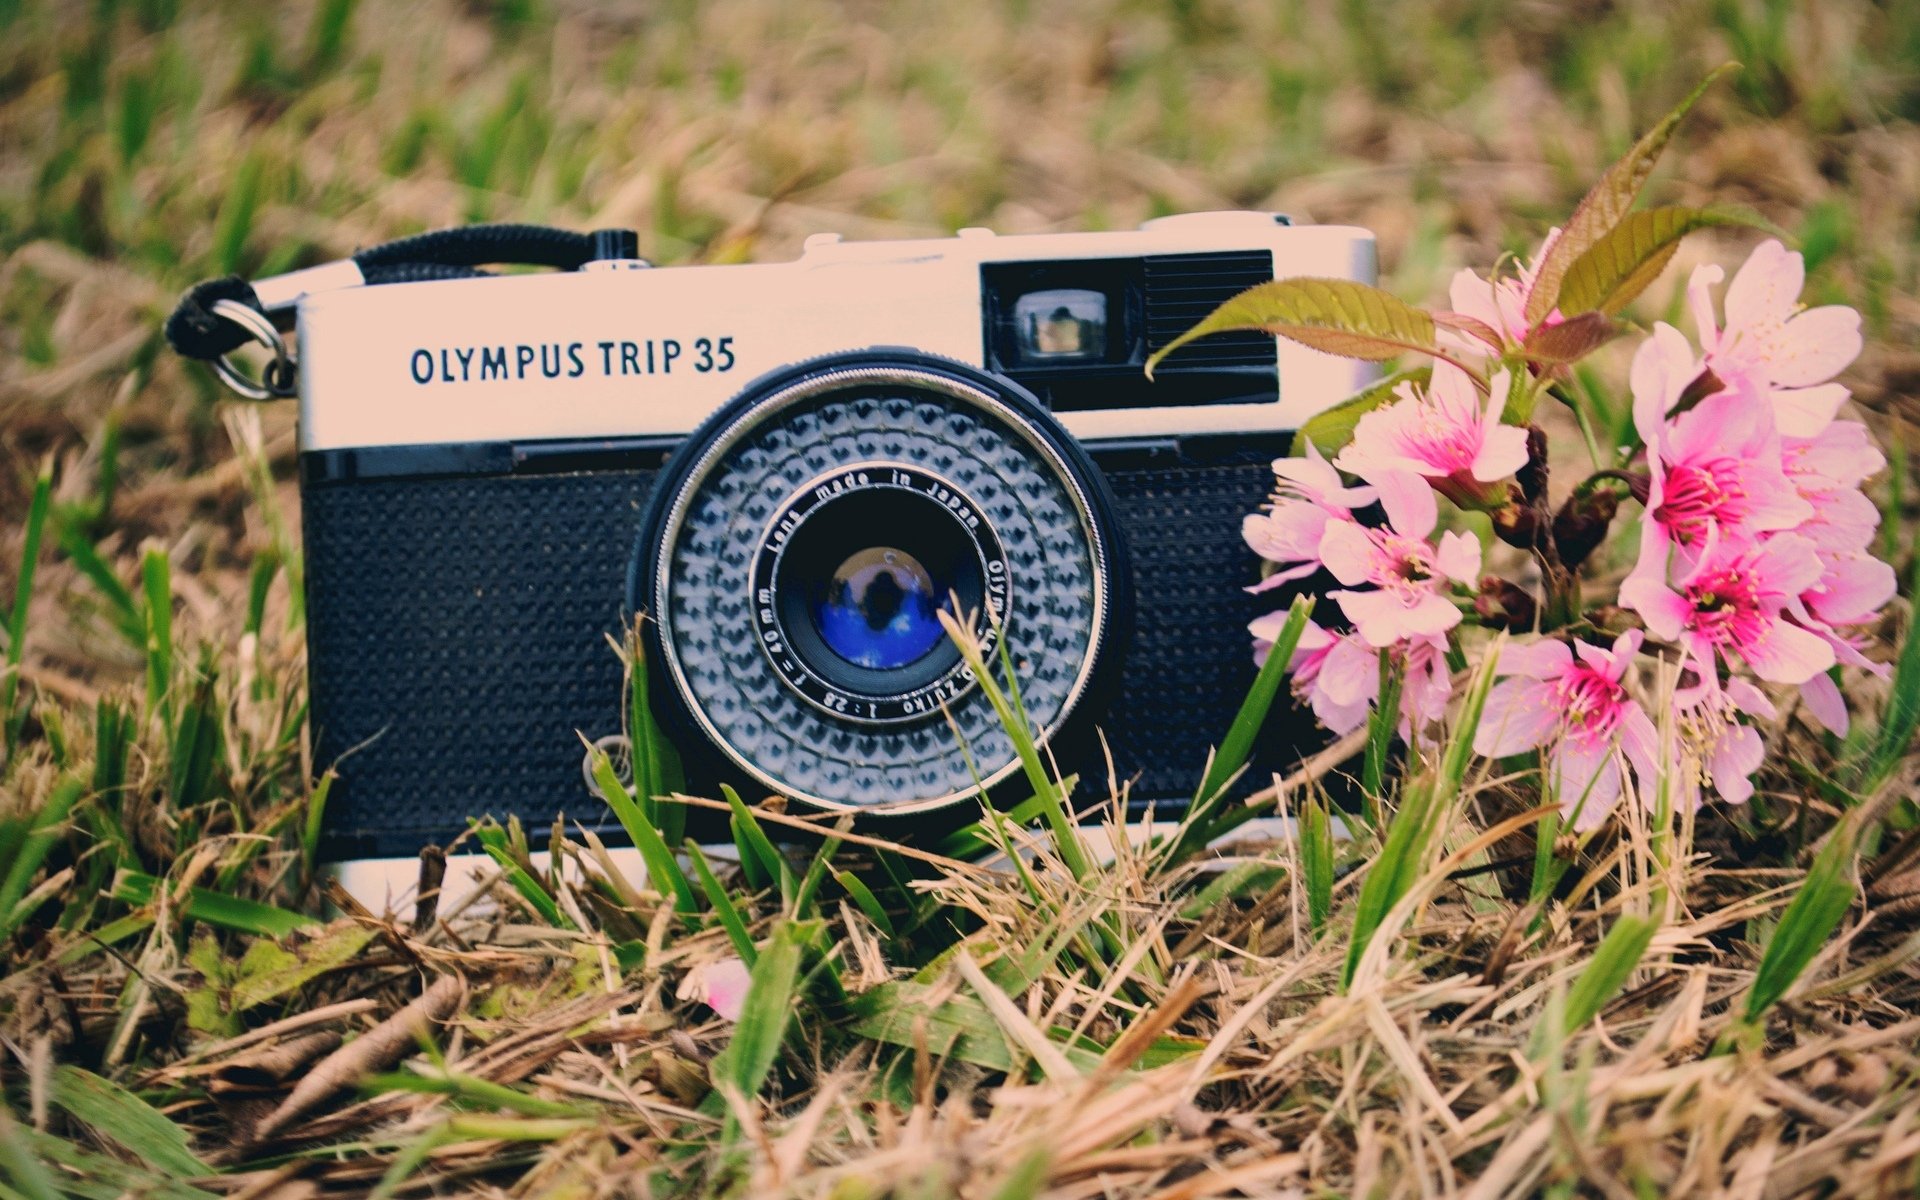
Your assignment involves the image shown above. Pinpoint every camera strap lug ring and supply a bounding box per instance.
[208,298,297,401]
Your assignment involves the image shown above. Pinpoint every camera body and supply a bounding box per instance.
[296,212,1376,859]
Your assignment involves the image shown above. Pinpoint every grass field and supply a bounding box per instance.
[5,0,1920,1195]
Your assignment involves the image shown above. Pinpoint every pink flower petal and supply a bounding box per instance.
[1497,638,1574,680]
[1723,239,1802,334]
[1316,521,1377,587]
[1771,383,1851,438]
[693,957,752,1022]
[1708,724,1766,804]
[1552,739,1623,830]
[1769,306,1862,387]
[1620,575,1691,642]
[1799,671,1849,736]
[1739,619,1836,684]
[1317,635,1380,706]
[1475,678,1559,756]
[1435,530,1482,583]
[1373,470,1437,540]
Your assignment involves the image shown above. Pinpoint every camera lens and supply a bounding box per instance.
[817,547,939,669]
[632,351,1130,816]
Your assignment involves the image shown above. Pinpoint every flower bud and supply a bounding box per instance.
[1474,575,1538,631]
[1491,502,1538,549]
[1553,485,1621,568]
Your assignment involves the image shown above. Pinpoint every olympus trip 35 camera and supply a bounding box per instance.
[167,213,1377,864]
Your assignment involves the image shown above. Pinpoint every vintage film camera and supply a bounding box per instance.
[168,213,1376,877]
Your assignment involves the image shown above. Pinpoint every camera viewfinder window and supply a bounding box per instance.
[1013,289,1107,361]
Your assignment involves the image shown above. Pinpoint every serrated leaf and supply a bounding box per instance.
[1290,368,1430,457]
[1557,207,1764,316]
[1526,63,1738,328]
[1520,312,1622,366]
[1432,310,1505,352]
[1146,279,1451,376]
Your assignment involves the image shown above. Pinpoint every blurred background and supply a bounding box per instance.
[1,0,1917,689]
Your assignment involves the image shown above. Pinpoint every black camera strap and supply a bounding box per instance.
[164,223,641,398]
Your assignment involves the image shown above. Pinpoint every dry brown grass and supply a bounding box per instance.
[3,0,1920,1196]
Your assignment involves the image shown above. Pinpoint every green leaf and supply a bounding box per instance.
[48,1065,208,1180]
[1526,63,1738,328]
[709,921,807,1101]
[184,921,377,1035]
[1557,207,1766,316]
[1562,915,1657,1031]
[1146,279,1463,376]
[1290,368,1429,457]
[1519,311,1623,366]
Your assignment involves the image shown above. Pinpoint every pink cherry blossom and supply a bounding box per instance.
[1621,532,1835,685]
[1242,442,1379,593]
[1474,631,1660,828]
[1254,617,1450,737]
[1686,239,1863,438]
[1318,473,1481,648]
[1334,364,1529,509]
[1673,677,1774,806]
[1628,323,1811,573]
[1445,228,1563,348]
[1780,420,1886,554]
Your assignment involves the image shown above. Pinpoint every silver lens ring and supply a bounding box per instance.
[643,359,1122,816]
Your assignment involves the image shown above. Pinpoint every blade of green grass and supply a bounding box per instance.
[48,1065,208,1180]
[1561,915,1657,1032]
[709,920,806,1108]
[832,869,896,937]
[1,461,50,756]
[0,776,84,942]
[1301,787,1334,935]
[1342,643,1499,990]
[589,745,695,914]
[936,609,1090,881]
[472,822,571,928]
[686,841,757,965]
[112,869,317,938]
[1163,594,1313,867]
[1741,816,1862,1026]
[141,546,175,724]
[721,784,794,907]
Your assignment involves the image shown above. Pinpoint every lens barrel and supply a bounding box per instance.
[630,351,1130,816]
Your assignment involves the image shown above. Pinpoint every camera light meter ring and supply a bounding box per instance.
[750,460,1013,725]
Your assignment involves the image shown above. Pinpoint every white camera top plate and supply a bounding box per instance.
[295,216,1377,453]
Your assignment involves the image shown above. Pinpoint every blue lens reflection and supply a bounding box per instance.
[814,547,943,669]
